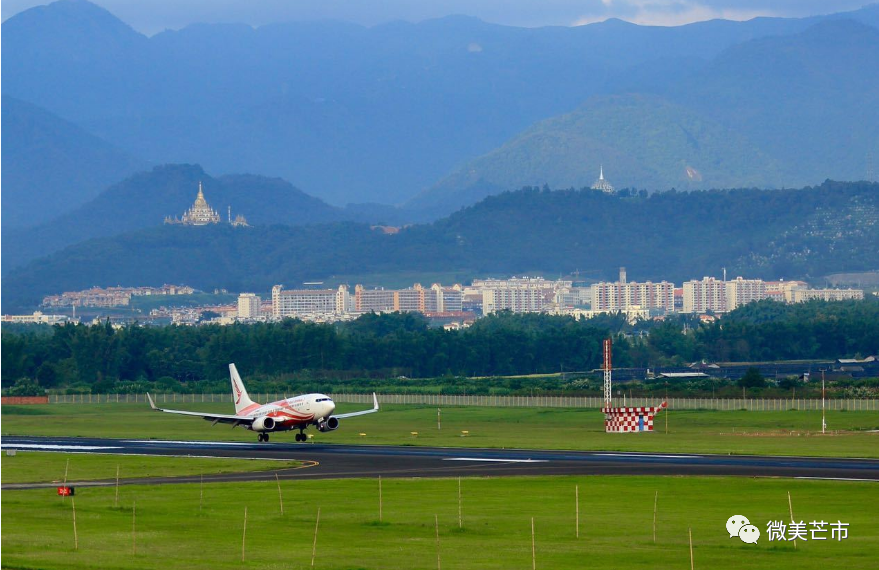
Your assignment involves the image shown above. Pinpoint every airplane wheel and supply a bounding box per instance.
[265,433,270,442]
[257,433,265,442]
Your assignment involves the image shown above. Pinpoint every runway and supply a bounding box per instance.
[3,436,878,489]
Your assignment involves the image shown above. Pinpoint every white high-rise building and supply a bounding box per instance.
[237,293,262,319]
[272,285,349,319]
[682,277,728,314]
[590,268,675,312]
[724,277,767,310]
[469,277,569,314]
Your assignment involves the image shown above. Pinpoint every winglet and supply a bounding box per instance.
[373,392,379,411]
[147,392,158,410]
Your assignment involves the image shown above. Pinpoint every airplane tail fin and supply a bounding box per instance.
[229,363,257,414]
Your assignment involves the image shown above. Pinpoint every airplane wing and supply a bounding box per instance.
[333,393,380,419]
[147,393,254,426]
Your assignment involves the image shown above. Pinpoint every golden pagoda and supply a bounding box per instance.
[165,182,221,225]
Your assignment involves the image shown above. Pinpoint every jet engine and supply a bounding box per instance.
[318,416,340,432]
[251,416,276,432]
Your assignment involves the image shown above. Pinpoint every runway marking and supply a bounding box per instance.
[794,476,879,482]
[1,444,121,451]
[595,453,702,459]
[444,458,548,463]
[125,440,256,446]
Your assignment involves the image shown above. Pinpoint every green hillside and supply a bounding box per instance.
[3,181,877,311]
[1,164,345,271]
[410,20,879,214]
[410,94,787,214]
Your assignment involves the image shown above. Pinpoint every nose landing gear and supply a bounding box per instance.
[295,432,307,442]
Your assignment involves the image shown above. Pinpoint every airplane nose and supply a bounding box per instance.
[329,402,336,416]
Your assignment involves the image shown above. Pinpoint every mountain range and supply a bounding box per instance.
[411,19,879,213]
[3,180,877,311]
[3,0,879,215]
[1,95,147,230]
[1,164,359,271]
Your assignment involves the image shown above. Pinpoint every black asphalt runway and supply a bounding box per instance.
[3,436,878,490]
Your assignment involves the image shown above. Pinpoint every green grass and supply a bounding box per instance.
[3,403,879,458]
[1,452,303,484]
[2,475,876,569]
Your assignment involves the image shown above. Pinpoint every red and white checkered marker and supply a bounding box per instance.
[602,402,667,433]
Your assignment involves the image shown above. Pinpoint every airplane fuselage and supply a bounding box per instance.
[242,393,336,432]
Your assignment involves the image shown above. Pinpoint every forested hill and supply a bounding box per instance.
[3,181,878,310]
[1,164,345,271]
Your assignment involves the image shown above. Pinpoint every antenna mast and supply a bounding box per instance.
[603,338,612,406]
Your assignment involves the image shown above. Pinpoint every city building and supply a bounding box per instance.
[272,285,350,319]
[765,280,808,302]
[590,268,675,312]
[724,277,768,310]
[42,284,196,308]
[237,293,262,319]
[590,165,614,193]
[549,306,650,324]
[355,286,396,313]
[354,283,464,314]
[468,277,569,315]
[42,287,132,308]
[682,277,728,314]
[788,287,864,303]
[1,311,73,325]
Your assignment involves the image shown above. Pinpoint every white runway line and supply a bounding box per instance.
[444,458,548,463]
[794,476,879,482]
[595,453,702,459]
[1,444,121,451]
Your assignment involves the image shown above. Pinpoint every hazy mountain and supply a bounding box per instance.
[669,19,879,185]
[4,180,877,310]
[1,95,147,229]
[408,94,788,215]
[1,164,345,271]
[5,0,878,206]
[411,19,879,213]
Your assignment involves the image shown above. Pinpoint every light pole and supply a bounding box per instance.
[821,369,827,434]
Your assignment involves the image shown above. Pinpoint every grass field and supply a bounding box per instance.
[3,403,879,457]
[1,452,302,484]
[2,473,876,569]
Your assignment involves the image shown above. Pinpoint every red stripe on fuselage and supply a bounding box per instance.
[238,403,262,415]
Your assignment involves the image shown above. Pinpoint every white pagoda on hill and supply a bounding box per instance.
[590,165,615,193]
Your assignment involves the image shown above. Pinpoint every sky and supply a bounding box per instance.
[1,0,873,34]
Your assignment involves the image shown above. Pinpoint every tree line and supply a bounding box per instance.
[2,299,878,395]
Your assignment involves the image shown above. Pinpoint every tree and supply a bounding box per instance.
[738,367,766,388]
[7,377,43,396]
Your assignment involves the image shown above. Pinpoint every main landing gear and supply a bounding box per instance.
[258,433,270,442]
[295,431,307,442]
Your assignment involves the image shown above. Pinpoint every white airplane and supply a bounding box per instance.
[147,363,378,442]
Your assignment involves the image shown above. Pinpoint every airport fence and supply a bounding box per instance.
[46,393,879,411]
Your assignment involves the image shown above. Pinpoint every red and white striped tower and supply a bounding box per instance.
[600,336,666,433]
